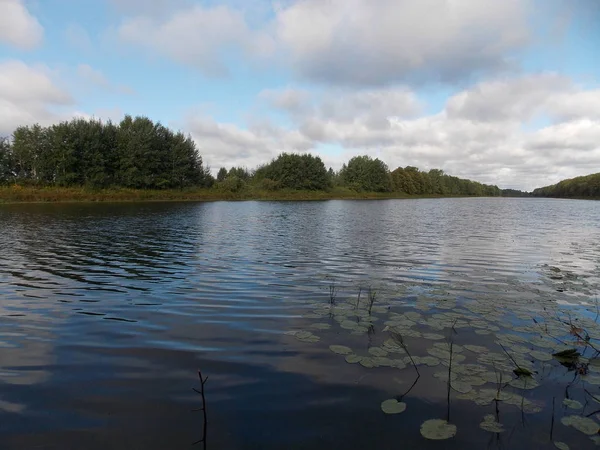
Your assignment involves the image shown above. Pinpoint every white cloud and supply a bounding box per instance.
[113,0,534,86]
[116,4,274,76]
[0,60,75,135]
[0,0,43,49]
[183,74,600,191]
[274,0,531,85]
[184,114,313,170]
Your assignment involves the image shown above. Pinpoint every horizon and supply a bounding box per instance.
[1,0,598,191]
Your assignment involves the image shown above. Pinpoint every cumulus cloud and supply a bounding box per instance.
[0,60,75,135]
[112,0,537,86]
[184,74,600,191]
[184,114,313,170]
[275,0,531,85]
[0,0,44,49]
[116,4,274,76]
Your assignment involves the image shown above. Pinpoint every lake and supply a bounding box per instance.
[1,198,599,449]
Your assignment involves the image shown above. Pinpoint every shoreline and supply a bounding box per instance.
[0,186,491,205]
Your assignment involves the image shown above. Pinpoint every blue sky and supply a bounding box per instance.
[0,0,598,190]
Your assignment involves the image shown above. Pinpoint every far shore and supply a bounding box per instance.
[0,186,497,204]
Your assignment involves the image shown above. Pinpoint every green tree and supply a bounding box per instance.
[340,155,392,192]
[0,136,13,184]
[216,167,227,182]
[255,153,330,190]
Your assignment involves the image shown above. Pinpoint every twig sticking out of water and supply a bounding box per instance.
[355,287,362,310]
[391,331,419,377]
[367,287,376,315]
[192,369,209,449]
[446,320,457,421]
[550,396,555,441]
[498,343,532,377]
[391,331,421,401]
[329,283,337,306]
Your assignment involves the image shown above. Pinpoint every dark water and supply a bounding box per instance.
[1,198,599,449]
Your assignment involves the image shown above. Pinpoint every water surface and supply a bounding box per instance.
[1,198,599,449]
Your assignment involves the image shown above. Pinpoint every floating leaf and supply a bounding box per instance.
[329,345,352,355]
[359,357,378,368]
[423,333,445,340]
[464,345,488,354]
[561,415,600,435]
[381,399,407,414]
[530,350,552,362]
[513,367,533,377]
[480,414,504,433]
[554,442,569,450]
[345,354,363,364]
[420,419,457,440]
[563,398,583,409]
[508,377,540,390]
[368,347,388,357]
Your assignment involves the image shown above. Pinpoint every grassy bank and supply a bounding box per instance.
[0,185,478,204]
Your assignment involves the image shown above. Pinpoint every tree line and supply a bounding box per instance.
[0,116,505,196]
[532,173,600,198]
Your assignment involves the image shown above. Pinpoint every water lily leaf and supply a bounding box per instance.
[464,345,488,354]
[513,367,533,377]
[423,333,445,340]
[480,415,504,433]
[381,399,407,414]
[561,415,600,435]
[530,350,552,362]
[345,354,363,364]
[359,357,379,368]
[329,345,352,355]
[451,381,473,394]
[554,442,569,450]
[563,398,583,409]
[420,419,457,440]
[508,377,540,390]
[368,347,388,357]
[310,323,331,330]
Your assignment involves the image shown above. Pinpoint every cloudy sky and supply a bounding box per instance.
[0,0,598,190]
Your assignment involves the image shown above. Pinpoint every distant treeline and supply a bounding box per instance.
[0,115,506,196]
[533,173,600,198]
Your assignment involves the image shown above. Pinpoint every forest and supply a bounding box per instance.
[532,173,600,198]
[0,115,505,198]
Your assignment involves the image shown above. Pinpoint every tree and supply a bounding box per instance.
[0,136,13,184]
[340,155,392,192]
[216,167,227,182]
[255,153,330,190]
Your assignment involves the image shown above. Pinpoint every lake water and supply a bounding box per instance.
[1,198,599,449]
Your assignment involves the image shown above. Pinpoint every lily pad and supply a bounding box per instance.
[554,442,569,450]
[480,414,504,433]
[464,345,488,354]
[530,350,552,362]
[563,398,583,409]
[381,399,407,414]
[329,345,353,355]
[420,419,457,440]
[561,415,600,435]
[368,347,389,357]
[345,354,363,364]
[508,377,540,390]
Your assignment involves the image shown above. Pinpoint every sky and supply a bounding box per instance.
[0,0,599,191]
